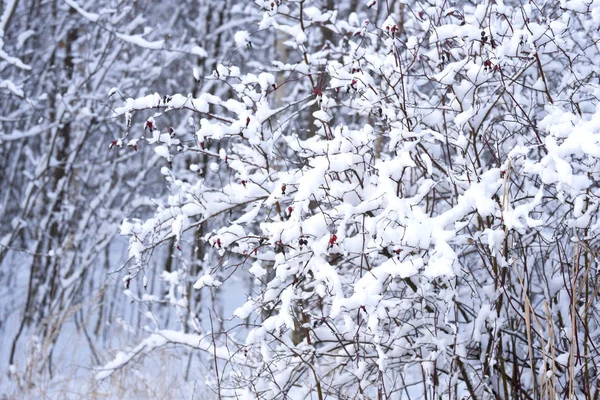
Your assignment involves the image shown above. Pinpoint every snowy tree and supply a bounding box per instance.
[0,0,246,395]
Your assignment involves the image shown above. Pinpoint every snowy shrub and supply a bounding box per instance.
[101,0,600,398]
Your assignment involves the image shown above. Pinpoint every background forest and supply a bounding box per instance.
[2,0,600,399]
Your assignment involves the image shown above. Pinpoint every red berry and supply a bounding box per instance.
[329,234,338,246]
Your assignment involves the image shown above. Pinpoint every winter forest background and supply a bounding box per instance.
[2,0,600,398]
